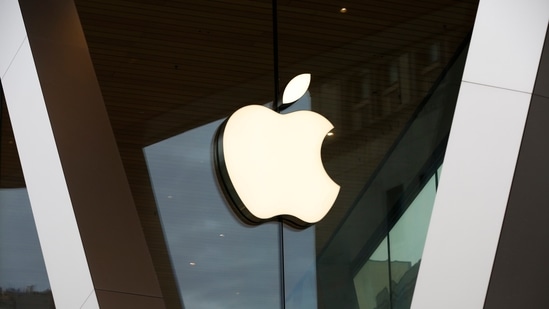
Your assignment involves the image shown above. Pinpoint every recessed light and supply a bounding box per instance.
[189,262,196,266]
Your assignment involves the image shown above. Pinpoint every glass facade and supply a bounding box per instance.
[136,1,475,307]
[144,118,282,309]
[0,1,480,308]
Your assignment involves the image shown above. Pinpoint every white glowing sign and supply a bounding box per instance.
[214,74,340,228]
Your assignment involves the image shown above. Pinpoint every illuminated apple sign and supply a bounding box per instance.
[214,73,340,228]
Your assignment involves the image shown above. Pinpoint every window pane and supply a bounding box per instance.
[388,175,437,307]
[353,237,390,309]
[145,119,281,309]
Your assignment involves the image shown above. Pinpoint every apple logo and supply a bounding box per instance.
[214,73,340,228]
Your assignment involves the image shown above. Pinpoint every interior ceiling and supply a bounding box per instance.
[73,0,469,147]
[1,0,475,184]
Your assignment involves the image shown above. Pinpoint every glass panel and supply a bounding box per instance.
[388,175,437,307]
[354,237,390,309]
[145,118,281,309]
[0,189,54,308]
[0,96,54,308]
[317,46,467,307]
[283,226,317,309]
[73,1,479,308]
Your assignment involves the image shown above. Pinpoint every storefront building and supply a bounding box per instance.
[0,0,548,308]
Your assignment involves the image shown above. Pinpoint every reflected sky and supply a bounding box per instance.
[0,188,51,291]
[283,226,317,309]
[145,118,281,308]
[144,95,317,308]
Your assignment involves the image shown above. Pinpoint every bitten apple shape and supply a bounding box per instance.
[214,104,340,228]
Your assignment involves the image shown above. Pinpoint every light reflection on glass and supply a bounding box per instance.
[145,123,282,308]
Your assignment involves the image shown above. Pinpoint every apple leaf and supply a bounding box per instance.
[282,73,311,104]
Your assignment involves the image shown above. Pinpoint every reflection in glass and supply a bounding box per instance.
[283,226,317,309]
[314,33,470,307]
[272,1,478,307]
[353,170,440,309]
[145,118,282,309]
[353,237,390,309]
[0,190,54,308]
[388,175,437,308]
